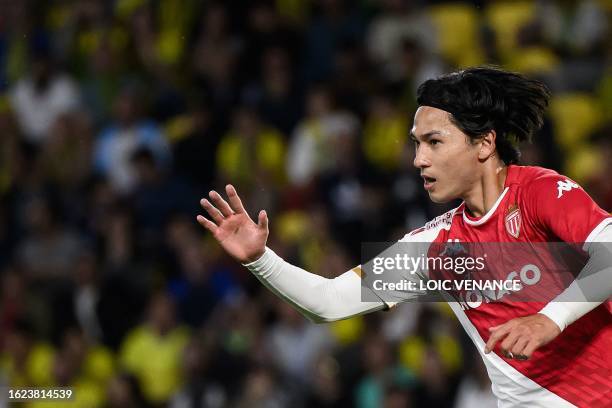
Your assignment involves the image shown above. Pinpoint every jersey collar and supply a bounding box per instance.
[463,187,509,226]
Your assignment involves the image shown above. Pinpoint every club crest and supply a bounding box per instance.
[505,204,521,238]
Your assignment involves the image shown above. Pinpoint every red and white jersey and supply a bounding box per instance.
[399,165,612,407]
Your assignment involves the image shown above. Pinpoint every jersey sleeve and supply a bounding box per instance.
[525,174,612,243]
[373,212,456,308]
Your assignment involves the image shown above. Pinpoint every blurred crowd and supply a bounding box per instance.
[0,0,610,407]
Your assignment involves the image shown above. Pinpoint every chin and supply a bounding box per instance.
[427,191,453,204]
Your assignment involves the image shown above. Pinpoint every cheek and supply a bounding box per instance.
[438,150,474,189]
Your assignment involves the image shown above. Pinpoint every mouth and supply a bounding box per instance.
[422,175,437,190]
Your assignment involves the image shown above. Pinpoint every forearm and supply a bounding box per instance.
[243,247,386,323]
[539,222,612,331]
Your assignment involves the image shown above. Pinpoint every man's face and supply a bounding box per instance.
[411,106,482,203]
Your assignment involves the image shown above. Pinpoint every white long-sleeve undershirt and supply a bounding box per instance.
[243,247,385,323]
[244,224,612,328]
[538,222,612,331]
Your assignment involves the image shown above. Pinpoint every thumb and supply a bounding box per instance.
[258,210,269,230]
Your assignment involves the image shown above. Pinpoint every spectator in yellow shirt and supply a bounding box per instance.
[216,106,286,187]
[119,292,190,405]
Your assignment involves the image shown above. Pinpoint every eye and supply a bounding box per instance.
[430,139,440,146]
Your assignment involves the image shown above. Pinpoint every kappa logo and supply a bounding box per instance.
[505,204,521,238]
[557,179,579,198]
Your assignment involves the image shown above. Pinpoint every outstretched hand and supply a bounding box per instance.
[197,184,268,264]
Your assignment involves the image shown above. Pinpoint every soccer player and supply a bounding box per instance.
[197,67,611,407]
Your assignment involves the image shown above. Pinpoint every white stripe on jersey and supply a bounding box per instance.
[447,301,577,408]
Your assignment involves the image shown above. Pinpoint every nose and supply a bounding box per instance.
[413,146,430,169]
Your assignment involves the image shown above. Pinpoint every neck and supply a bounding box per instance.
[463,162,508,218]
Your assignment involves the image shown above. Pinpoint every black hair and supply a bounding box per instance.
[416,66,550,164]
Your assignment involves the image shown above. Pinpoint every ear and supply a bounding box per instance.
[478,130,497,160]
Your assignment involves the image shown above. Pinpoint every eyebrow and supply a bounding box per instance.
[409,130,442,141]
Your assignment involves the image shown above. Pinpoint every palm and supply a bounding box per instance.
[197,185,268,263]
[214,212,266,261]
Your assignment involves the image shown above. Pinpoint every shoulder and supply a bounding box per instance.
[400,205,463,242]
[260,127,285,143]
[512,165,609,242]
[121,326,160,354]
[510,165,561,186]
[513,165,582,201]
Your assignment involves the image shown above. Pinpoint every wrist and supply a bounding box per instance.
[244,249,266,264]
[242,247,270,267]
[538,303,572,332]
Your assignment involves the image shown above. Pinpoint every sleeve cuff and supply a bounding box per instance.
[538,301,601,332]
[538,303,572,332]
[241,247,269,266]
[241,247,282,276]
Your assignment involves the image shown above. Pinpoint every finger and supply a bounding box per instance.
[511,336,529,358]
[485,324,512,354]
[200,198,224,224]
[209,190,234,217]
[500,330,521,355]
[196,215,217,234]
[258,210,268,230]
[226,184,247,214]
[521,339,540,359]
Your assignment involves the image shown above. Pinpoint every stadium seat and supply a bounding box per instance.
[549,93,603,150]
[597,74,612,121]
[564,143,602,184]
[428,4,485,67]
[596,0,612,12]
[484,1,535,61]
[363,113,409,172]
[506,46,559,75]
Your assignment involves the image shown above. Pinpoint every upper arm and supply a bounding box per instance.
[353,229,440,311]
